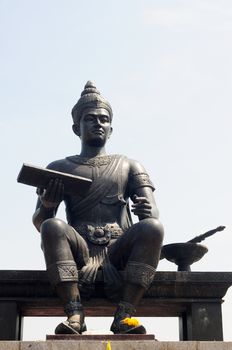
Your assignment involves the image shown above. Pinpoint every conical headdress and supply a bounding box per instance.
[71,81,113,125]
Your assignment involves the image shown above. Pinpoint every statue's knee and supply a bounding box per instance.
[141,218,164,245]
[41,218,66,242]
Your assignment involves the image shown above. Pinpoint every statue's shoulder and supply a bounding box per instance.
[116,156,147,178]
[46,158,72,172]
[127,158,147,175]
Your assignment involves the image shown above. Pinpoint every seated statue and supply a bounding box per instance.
[32,81,164,335]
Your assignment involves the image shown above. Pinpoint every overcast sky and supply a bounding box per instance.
[0,0,232,341]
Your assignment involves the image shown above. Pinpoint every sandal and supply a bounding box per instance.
[55,320,87,334]
[110,301,146,334]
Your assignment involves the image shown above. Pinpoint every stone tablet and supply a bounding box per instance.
[17,163,92,196]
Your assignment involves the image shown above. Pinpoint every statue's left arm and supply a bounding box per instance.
[128,159,159,221]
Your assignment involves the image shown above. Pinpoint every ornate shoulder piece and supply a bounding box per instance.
[128,172,155,194]
[66,155,113,167]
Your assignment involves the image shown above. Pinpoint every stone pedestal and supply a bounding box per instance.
[1,270,232,341]
[0,341,232,350]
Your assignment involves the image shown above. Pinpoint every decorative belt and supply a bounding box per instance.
[76,222,124,245]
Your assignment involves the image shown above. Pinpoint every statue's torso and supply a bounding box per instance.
[48,155,132,239]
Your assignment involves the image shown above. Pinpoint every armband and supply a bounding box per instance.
[128,172,155,194]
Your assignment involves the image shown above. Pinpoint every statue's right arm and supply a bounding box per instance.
[32,177,64,232]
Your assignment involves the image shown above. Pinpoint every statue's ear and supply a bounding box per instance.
[108,127,113,138]
[72,124,80,137]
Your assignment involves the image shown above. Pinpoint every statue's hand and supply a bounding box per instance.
[131,195,152,219]
[36,178,64,209]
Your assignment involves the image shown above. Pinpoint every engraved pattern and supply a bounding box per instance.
[67,155,113,167]
[58,265,78,278]
[64,301,83,317]
[125,261,156,289]
[71,81,113,125]
[129,172,155,192]
[47,261,78,286]
[76,222,124,245]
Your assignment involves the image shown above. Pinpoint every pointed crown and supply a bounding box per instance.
[71,81,113,125]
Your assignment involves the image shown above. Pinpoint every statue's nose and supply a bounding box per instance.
[96,118,101,125]
[92,117,100,126]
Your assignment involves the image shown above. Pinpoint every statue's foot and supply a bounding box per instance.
[55,319,87,335]
[110,318,146,334]
[110,301,146,334]
[55,300,86,334]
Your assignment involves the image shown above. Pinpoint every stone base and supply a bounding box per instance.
[2,271,232,341]
[46,334,155,341]
[0,342,232,350]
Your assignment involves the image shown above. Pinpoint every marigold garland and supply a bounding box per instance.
[121,317,140,327]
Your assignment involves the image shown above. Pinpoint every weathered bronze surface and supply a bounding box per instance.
[162,243,208,271]
[187,225,225,244]
[162,226,225,271]
[17,163,92,196]
[31,81,164,335]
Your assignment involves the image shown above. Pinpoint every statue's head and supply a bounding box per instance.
[72,81,113,147]
[71,81,113,126]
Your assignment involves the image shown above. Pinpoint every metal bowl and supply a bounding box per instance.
[161,243,208,271]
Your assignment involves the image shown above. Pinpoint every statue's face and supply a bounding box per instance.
[78,107,112,147]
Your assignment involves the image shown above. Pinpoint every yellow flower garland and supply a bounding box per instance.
[121,317,140,327]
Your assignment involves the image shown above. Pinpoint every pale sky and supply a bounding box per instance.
[0,0,232,341]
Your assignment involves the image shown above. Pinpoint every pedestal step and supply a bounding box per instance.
[0,341,232,350]
[46,334,156,341]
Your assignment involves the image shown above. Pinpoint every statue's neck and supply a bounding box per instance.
[79,145,107,158]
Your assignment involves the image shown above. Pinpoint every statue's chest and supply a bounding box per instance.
[64,155,129,202]
[67,164,111,182]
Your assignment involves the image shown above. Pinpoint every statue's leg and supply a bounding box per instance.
[40,218,89,334]
[108,218,163,334]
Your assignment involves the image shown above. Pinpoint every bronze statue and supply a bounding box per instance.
[32,81,164,335]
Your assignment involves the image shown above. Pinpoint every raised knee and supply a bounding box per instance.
[40,218,66,240]
[140,218,164,244]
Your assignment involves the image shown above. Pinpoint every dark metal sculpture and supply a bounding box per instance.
[31,81,164,335]
[162,226,225,271]
[187,225,225,244]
